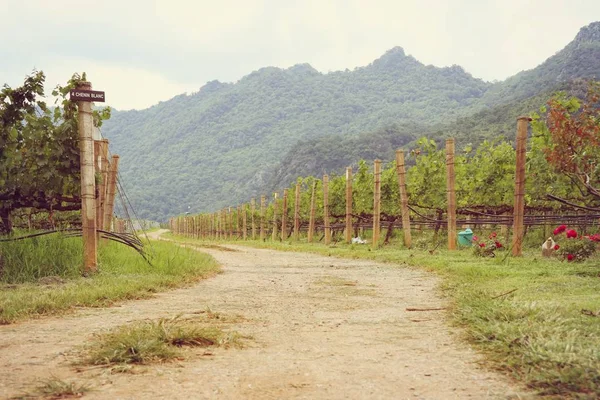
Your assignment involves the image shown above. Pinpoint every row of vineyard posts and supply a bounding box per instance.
[171,118,534,256]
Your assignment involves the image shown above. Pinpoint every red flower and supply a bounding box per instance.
[472,235,479,242]
[554,244,560,250]
[495,241,502,248]
[554,225,567,235]
[479,243,486,248]
[567,254,574,261]
[490,232,497,238]
[566,229,578,238]
[588,233,600,242]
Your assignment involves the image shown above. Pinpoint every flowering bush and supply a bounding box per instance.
[554,226,597,262]
[472,232,504,257]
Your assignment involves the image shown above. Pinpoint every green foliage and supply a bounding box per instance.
[101,23,600,221]
[0,232,83,283]
[557,238,597,262]
[0,71,111,233]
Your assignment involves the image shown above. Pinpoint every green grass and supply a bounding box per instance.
[0,240,220,324]
[0,232,84,283]
[168,232,600,399]
[83,315,245,366]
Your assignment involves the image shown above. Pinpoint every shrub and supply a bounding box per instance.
[472,232,504,257]
[553,226,598,262]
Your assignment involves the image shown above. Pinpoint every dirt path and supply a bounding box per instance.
[0,231,525,399]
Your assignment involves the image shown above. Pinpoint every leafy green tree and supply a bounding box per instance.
[0,71,110,233]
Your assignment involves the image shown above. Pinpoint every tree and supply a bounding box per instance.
[540,82,600,205]
[0,71,111,233]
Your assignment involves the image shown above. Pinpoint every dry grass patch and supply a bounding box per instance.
[13,376,91,399]
[82,315,248,368]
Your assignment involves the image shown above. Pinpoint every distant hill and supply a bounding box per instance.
[102,22,600,222]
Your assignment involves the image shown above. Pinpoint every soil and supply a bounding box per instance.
[0,230,528,399]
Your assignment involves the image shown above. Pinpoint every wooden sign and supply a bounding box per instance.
[70,89,105,102]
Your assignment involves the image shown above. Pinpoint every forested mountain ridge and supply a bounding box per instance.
[102,22,600,221]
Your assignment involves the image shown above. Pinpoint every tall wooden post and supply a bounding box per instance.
[242,204,247,240]
[512,117,530,256]
[372,160,381,249]
[272,193,278,242]
[323,175,331,245]
[228,207,233,239]
[395,150,412,248]
[236,205,241,239]
[281,190,288,241]
[76,82,98,272]
[103,155,119,232]
[308,182,317,242]
[250,198,256,240]
[345,167,353,244]
[260,195,266,241]
[446,139,457,250]
[293,184,300,241]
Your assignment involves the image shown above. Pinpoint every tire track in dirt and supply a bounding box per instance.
[0,233,526,399]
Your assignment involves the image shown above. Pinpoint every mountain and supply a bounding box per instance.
[480,21,600,106]
[102,22,600,222]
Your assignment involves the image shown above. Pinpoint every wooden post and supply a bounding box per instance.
[272,193,278,242]
[76,81,98,272]
[260,195,266,241]
[308,182,317,242]
[512,117,530,256]
[395,150,412,248]
[242,204,247,240]
[228,207,233,239]
[103,155,119,232]
[294,184,300,241]
[372,160,381,249]
[251,198,256,240]
[446,139,457,250]
[323,175,331,245]
[345,167,353,244]
[281,190,288,241]
[236,205,241,239]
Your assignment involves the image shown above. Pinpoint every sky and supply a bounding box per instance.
[1,0,599,110]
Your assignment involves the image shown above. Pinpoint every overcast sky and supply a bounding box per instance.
[1,0,598,110]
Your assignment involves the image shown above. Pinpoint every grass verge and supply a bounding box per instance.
[83,315,246,367]
[0,240,220,324]
[168,233,600,399]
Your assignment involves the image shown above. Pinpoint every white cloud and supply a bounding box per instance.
[1,0,599,109]
[41,58,195,110]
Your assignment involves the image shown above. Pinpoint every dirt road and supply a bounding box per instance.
[0,232,524,399]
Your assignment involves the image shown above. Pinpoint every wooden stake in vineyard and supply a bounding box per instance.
[323,175,331,245]
[395,150,412,248]
[446,139,457,250]
[308,182,316,242]
[260,195,266,241]
[294,184,300,241]
[512,116,531,256]
[272,193,278,242]
[345,167,353,244]
[74,81,98,273]
[103,155,119,232]
[281,190,288,241]
[251,198,256,240]
[242,204,247,240]
[372,159,382,249]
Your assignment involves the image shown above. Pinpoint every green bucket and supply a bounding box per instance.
[458,228,474,246]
